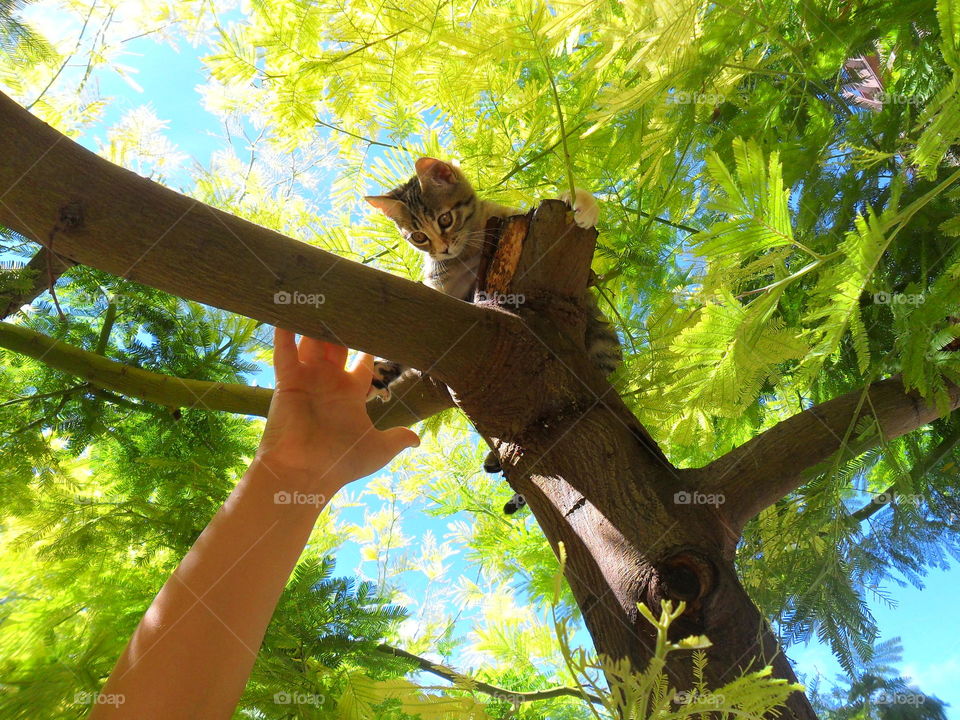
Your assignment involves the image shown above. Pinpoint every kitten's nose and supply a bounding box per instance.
[438,242,450,254]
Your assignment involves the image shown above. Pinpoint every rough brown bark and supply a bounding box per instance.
[0,91,502,384]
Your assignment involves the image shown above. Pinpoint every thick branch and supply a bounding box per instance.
[448,205,818,714]
[700,376,960,530]
[376,644,601,704]
[0,90,507,386]
[0,247,74,319]
[849,423,960,522]
[0,321,453,428]
[0,320,271,414]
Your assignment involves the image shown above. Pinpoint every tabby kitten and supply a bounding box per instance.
[365,157,622,513]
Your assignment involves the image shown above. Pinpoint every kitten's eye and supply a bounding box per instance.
[410,232,429,246]
[437,212,453,229]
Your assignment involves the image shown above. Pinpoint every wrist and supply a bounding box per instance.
[240,458,329,520]
[249,453,348,496]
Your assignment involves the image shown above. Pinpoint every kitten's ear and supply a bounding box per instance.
[415,157,457,187]
[365,195,410,222]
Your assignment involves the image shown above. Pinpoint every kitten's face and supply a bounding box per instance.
[365,158,479,261]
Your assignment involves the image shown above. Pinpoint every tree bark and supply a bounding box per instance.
[0,91,502,385]
[463,203,815,719]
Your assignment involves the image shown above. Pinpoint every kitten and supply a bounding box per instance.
[365,157,621,513]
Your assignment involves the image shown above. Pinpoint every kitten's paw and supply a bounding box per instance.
[366,383,391,402]
[366,362,393,402]
[558,188,600,229]
[503,493,527,514]
[482,450,502,474]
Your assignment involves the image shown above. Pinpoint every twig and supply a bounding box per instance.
[314,118,408,151]
[376,643,603,704]
[622,206,700,235]
[0,383,87,408]
[529,15,576,200]
[25,1,98,111]
[0,248,74,319]
[849,425,960,522]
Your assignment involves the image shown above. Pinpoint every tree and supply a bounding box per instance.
[1,0,959,718]
[810,639,949,720]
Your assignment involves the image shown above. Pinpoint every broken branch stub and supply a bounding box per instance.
[479,214,529,297]
[475,200,597,339]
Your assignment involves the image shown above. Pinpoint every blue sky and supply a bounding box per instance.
[18,4,960,713]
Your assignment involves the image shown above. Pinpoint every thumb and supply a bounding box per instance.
[365,426,420,467]
[384,426,420,453]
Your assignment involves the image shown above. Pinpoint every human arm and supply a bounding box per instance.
[89,328,419,719]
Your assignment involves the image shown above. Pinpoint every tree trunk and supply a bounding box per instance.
[458,205,817,719]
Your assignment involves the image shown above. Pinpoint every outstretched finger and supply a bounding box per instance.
[323,342,349,369]
[299,335,346,369]
[348,352,375,385]
[273,328,300,374]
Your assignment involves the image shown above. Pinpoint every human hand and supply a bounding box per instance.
[255,328,420,492]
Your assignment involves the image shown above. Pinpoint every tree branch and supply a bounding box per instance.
[93,301,116,354]
[0,247,75,319]
[366,371,455,430]
[624,205,700,234]
[0,90,509,387]
[849,423,960,522]
[376,643,602,705]
[0,320,272,415]
[0,383,87,408]
[0,321,453,428]
[699,376,960,530]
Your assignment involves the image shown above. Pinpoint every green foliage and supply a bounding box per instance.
[555,599,801,720]
[337,673,490,720]
[0,0,54,65]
